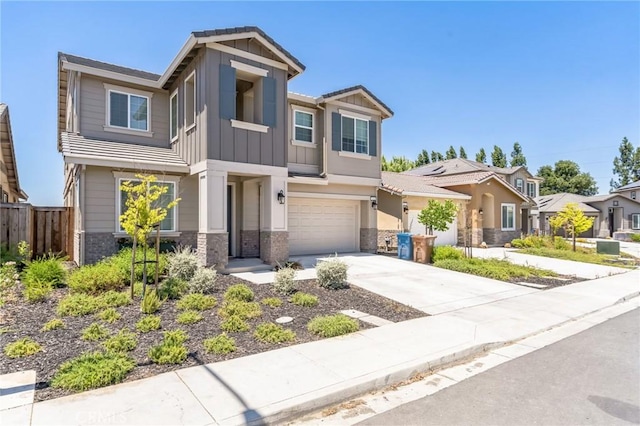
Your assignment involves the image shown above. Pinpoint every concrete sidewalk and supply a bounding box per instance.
[5,268,638,426]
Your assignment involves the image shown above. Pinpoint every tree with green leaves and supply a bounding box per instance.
[509,142,527,167]
[548,203,594,251]
[417,199,458,235]
[611,137,640,190]
[538,160,598,196]
[476,148,487,163]
[416,149,431,166]
[382,155,415,172]
[459,146,467,159]
[445,145,457,160]
[491,145,507,168]
[431,151,444,163]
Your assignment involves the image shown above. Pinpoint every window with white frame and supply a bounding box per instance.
[170,91,178,141]
[515,178,524,193]
[527,181,536,198]
[184,72,195,129]
[342,116,368,154]
[117,178,177,232]
[501,203,516,230]
[108,89,149,131]
[293,110,314,143]
[632,213,640,230]
[631,191,636,200]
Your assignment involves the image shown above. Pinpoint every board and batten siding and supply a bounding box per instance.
[79,75,170,147]
[287,101,323,170]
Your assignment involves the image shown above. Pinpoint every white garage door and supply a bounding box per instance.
[407,210,458,246]
[289,198,359,255]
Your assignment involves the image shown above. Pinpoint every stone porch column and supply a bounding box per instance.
[259,175,288,265]
[197,170,228,268]
[360,197,378,253]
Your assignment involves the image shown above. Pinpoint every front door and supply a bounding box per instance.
[608,209,614,237]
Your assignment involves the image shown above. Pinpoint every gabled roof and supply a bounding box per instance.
[405,158,536,178]
[58,52,161,81]
[380,172,471,199]
[612,180,640,192]
[534,193,600,214]
[0,104,28,201]
[319,85,393,118]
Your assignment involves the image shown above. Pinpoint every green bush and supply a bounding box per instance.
[188,267,217,294]
[220,315,249,332]
[136,315,161,332]
[140,289,163,314]
[261,297,282,308]
[631,233,640,243]
[41,318,65,332]
[273,267,297,294]
[308,314,359,338]
[434,257,555,281]
[68,262,127,294]
[50,351,135,392]
[224,283,255,302]
[148,330,189,364]
[23,256,66,288]
[0,262,19,293]
[290,292,319,307]
[157,277,188,300]
[106,248,168,284]
[432,245,463,262]
[176,293,217,311]
[554,236,570,250]
[81,323,110,341]
[510,238,525,248]
[163,329,189,346]
[23,279,53,302]
[4,337,42,358]
[316,257,348,290]
[103,329,138,353]
[218,301,262,320]
[57,293,106,316]
[100,290,131,308]
[203,334,236,355]
[97,308,121,324]
[167,246,200,281]
[177,310,203,325]
[254,323,296,344]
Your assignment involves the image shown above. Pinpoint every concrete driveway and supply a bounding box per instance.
[234,253,537,315]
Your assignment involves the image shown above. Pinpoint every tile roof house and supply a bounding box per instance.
[0,104,28,203]
[612,180,640,202]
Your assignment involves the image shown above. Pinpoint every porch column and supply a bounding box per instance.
[360,194,378,253]
[197,170,228,268]
[259,175,288,265]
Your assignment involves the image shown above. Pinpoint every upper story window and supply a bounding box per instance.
[527,181,536,198]
[631,191,636,200]
[184,72,196,129]
[170,90,178,141]
[330,110,377,159]
[342,116,368,154]
[293,110,314,144]
[104,84,153,136]
[515,178,524,193]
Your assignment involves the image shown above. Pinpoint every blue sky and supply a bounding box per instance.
[1,1,638,205]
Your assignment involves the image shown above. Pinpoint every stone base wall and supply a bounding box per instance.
[360,228,378,253]
[197,233,228,268]
[457,228,483,247]
[377,230,399,249]
[240,230,260,258]
[260,231,288,265]
[84,232,118,265]
[175,231,198,251]
[483,228,520,246]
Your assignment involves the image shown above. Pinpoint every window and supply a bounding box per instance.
[501,203,516,230]
[515,178,524,193]
[631,191,636,200]
[527,182,536,198]
[1,191,8,203]
[118,178,177,232]
[170,91,178,141]
[632,214,640,230]
[184,72,195,129]
[293,110,314,143]
[108,90,149,131]
[342,116,368,154]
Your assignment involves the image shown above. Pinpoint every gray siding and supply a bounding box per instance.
[508,169,529,195]
[79,75,169,147]
[178,174,199,231]
[287,101,323,169]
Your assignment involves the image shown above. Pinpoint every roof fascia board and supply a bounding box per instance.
[402,190,471,200]
[157,35,197,87]
[62,154,189,174]
[1,106,23,196]
[320,89,392,118]
[207,42,289,71]
[61,61,160,89]
[288,92,318,104]
[477,175,530,202]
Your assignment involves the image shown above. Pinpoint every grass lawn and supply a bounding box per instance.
[433,257,557,282]
[519,247,638,268]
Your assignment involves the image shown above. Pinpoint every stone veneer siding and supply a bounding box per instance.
[457,228,483,247]
[359,228,378,253]
[482,228,520,246]
[240,230,260,258]
[84,232,119,264]
[197,233,228,268]
[175,231,198,250]
[377,230,399,250]
[260,231,288,265]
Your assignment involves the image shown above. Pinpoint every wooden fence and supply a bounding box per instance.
[0,204,74,260]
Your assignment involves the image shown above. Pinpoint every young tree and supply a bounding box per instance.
[417,199,458,235]
[548,203,594,251]
[611,137,640,190]
[476,148,487,163]
[431,151,444,163]
[459,146,467,159]
[491,145,507,168]
[509,142,527,167]
[416,149,431,166]
[537,160,598,196]
[445,145,458,160]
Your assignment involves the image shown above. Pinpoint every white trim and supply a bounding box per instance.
[184,70,196,129]
[289,103,316,113]
[288,92,317,104]
[63,61,159,88]
[329,100,382,116]
[288,191,370,201]
[190,159,289,177]
[103,83,154,98]
[115,176,180,233]
[321,89,392,118]
[339,151,371,161]
[631,213,640,230]
[291,140,317,148]
[292,108,315,145]
[113,231,182,238]
[64,154,189,174]
[207,42,289,71]
[157,35,197,88]
[338,108,372,121]
[169,89,178,143]
[287,176,328,185]
[231,119,269,133]
[230,59,268,77]
[104,84,153,135]
[402,190,471,200]
[102,126,154,138]
[228,182,237,256]
[326,174,381,187]
[340,114,370,156]
[501,203,516,231]
[288,162,319,174]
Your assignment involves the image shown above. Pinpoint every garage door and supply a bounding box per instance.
[289,198,359,255]
[407,210,458,246]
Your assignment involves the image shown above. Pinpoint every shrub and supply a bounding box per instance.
[100,290,131,308]
[57,293,105,316]
[23,279,53,302]
[167,246,200,281]
[434,257,555,281]
[290,292,319,307]
[254,323,295,344]
[0,262,19,293]
[136,315,161,332]
[203,334,236,355]
[273,267,297,295]
[631,233,640,243]
[41,318,65,332]
[554,236,570,250]
[97,308,121,324]
[261,297,282,308]
[148,330,189,364]
[4,338,42,358]
[176,293,217,311]
[177,310,203,325]
[68,262,127,294]
[50,351,135,391]
[316,258,348,290]
[224,283,254,302]
[510,238,525,248]
[308,314,359,338]
[432,245,463,262]
[23,256,66,288]
[188,267,217,294]
[157,277,188,300]
[163,329,189,346]
[107,248,168,284]
[140,289,163,314]
[220,315,249,332]
[81,323,110,341]
[218,301,262,320]
[103,329,138,353]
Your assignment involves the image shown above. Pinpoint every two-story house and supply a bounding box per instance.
[57,26,392,267]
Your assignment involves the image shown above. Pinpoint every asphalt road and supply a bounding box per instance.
[358,308,640,426]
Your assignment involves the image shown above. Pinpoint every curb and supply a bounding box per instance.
[615,291,640,304]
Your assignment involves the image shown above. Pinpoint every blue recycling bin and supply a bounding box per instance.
[397,233,413,260]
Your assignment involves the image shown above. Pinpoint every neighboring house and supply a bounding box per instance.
[612,180,640,202]
[533,192,640,238]
[377,172,471,247]
[0,104,28,203]
[58,26,392,267]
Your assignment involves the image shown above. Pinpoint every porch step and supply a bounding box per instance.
[220,259,273,274]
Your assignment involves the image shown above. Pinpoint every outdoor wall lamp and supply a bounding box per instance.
[402,201,409,213]
[277,190,286,205]
[479,208,484,215]
[370,195,378,210]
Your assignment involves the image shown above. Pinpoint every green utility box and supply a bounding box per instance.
[596,240,620,256]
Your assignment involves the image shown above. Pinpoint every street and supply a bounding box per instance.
[359,309,640,426]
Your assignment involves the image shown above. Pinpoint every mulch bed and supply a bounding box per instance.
[506,274,586,289]
[0,275,425,402]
